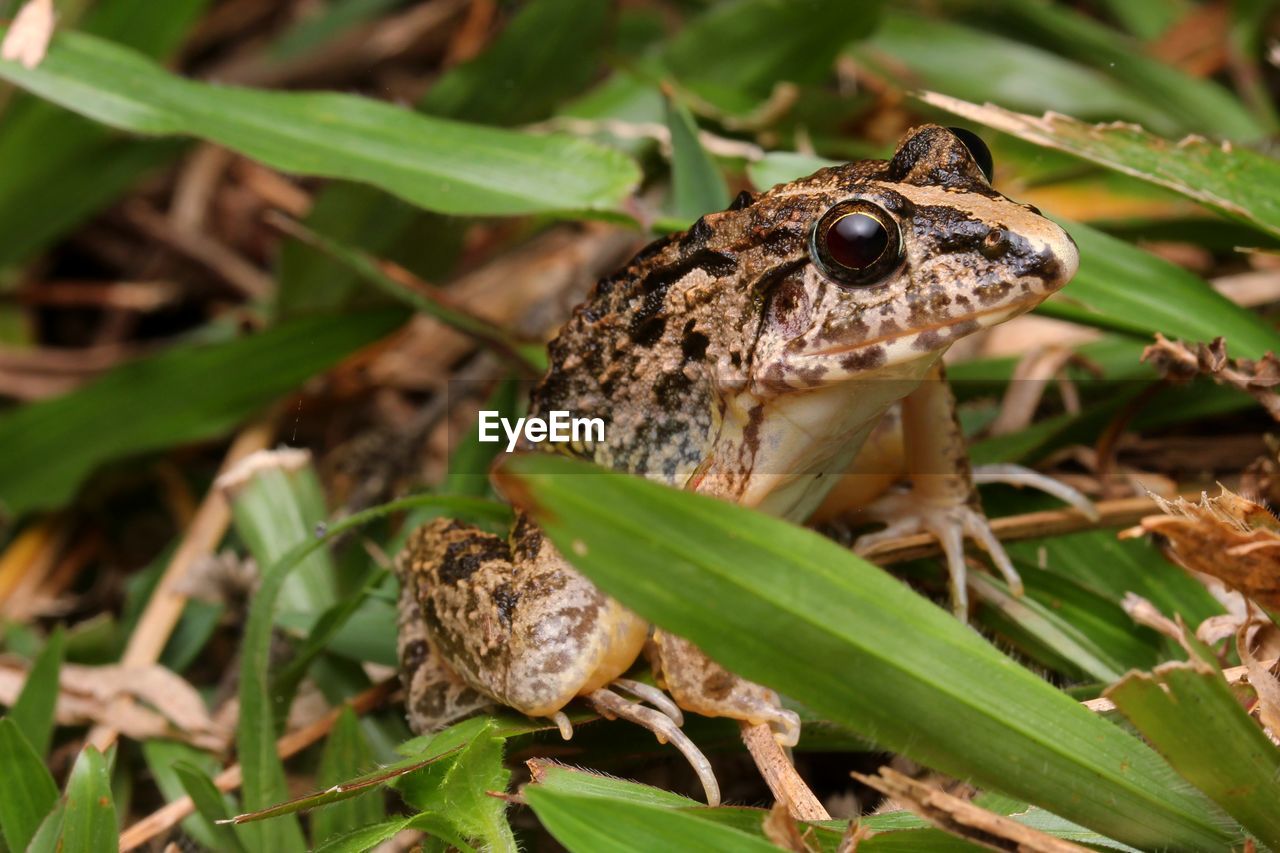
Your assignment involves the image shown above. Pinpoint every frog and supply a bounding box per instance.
[394,125,1083,806]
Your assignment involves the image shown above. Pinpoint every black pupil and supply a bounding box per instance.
[947,126,994,182]
[826,212,888,269]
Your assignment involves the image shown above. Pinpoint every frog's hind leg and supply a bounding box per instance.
[396,578,493,734]
[587,685,720,807]
[646,631,801,747]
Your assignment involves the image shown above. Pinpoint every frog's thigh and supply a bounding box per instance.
[397,517,649,719]
[647,630,800,746]
[397,581,492,733]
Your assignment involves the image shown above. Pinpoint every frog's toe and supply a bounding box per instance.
[854,493,1022,619]
[971,463,1098,520]
[588,686,720,807]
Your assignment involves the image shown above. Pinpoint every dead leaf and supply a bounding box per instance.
[0,656,226,750]
[763,801,823,852]
[1127,486,1280,609]
[1238,622,1280,740]
[837,820,874,853]
[0,0,55,69]
[1142,334,1280,422]
[851,767,1088,852]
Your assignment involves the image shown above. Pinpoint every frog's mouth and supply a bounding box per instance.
[807,301,1030,361]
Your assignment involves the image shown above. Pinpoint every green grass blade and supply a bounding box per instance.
[9,626,64,759]
[1043,219,1280,357]
[420,0,610,126]
[661,0,882,114]
[498,454,1237,849]
[173,761,249,853]
[143,740,239,851]
[921,94,1280,241]
[0,0,207,266]
[59,746,116,853]
[311,708,384,847]
[526,787,781,853]
[0,30,640,217]
[1107,663,1280,847]
[969,0,1263,139]
[0,309,406,517]
[0,719,59,851]
[665,95,731,220]
[855,11,1179,133]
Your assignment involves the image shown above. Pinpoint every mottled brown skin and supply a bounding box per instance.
[396,125,1079,738]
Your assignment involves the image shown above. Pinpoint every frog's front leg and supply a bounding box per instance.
[396,516,722,803]
[852,362,1026,617]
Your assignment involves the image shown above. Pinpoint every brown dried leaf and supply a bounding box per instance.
[1133,486,1280,608]
[0,0,55,69]
[850,767,1088,852]
[763,802,822,853]
[0,656,225,750]
[1237,622,1280,739]
[1143,334,1280,421]
[837,820,874,853]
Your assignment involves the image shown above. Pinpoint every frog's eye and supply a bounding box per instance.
[947,126,994,182]
[809,201,903,287]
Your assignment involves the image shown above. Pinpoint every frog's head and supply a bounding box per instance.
[746,124,1078,391]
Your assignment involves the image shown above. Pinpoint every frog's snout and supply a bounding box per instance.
[1046,223,1080,291]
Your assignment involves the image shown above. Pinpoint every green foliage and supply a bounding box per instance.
[9,627,64,759]
[0,29,641,217]
[311,709,384,846]
[1108,664,1280,847]
[60,746,117,853]
[393,718,515,852]
[0,309,406,517]
[499,453,1233,849]
[0,719,59,851]
[5,0,1280,849]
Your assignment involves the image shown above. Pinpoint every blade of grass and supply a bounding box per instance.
[0,308,406,518]
[1106,662,1280,847]
[9,626,63,758]
[497,454,1237,849]
[0,0,207,267]
[277,0,614,319]
[920,93,1280,241]
[665,95,730,220]
[526,787,782,853]
[660,0,882,115]
[60,746,116,853]
[0,719,59,851]
[173,762,249,853]
[310,708,384,847]
[854,11,1179,132]
[0,29,641,217]
[142,741,238,852]
[964,0,1264,139]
